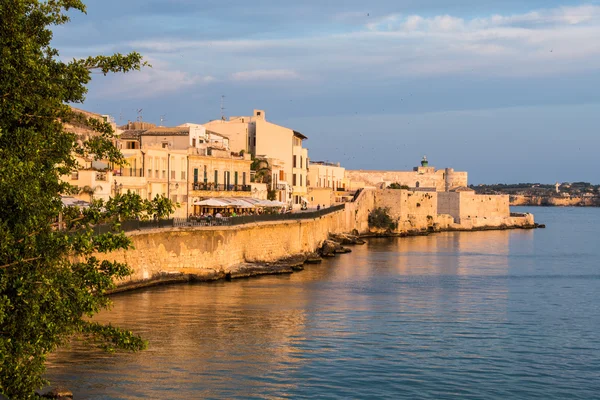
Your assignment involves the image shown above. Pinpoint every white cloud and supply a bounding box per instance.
[95,4,600,86]
[231,69,300,81]
[96,59,216,99]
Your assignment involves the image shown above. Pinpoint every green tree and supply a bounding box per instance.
[251,158,271,185]
[267,189,277,201]
[368,207,397,231]
[0,1,173,397]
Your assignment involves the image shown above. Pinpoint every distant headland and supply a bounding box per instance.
[471,182,600,207]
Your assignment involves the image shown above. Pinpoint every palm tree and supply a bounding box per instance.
[251,158,271,186]
[80,185,95,202]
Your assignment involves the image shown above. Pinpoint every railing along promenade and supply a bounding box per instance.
[92,204,346,235]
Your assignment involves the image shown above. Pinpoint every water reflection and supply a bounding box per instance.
[46,219,600,399]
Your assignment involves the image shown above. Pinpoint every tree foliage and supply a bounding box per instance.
[251,158,271,185]
[387,183,409,190]
[368,207,397,231]
[0,1,168,397]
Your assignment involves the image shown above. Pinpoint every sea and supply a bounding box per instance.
[45,206,600,399]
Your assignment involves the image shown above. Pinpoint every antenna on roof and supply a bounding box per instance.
[220,95,226,120]
[159,114,167,127]
[136,108,143,122]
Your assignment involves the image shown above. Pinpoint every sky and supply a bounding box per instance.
[53,0,600,184]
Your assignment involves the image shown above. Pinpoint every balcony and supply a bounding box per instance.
[192,183,251,192]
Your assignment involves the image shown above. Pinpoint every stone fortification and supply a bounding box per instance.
[370,189,532,233]
[346,167,467,191]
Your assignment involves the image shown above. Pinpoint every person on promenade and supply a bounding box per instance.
[317,204,320,211]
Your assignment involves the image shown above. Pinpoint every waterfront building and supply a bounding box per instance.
[187,146,257,216]
[204,110,309,208]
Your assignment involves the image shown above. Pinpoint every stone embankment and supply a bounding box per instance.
[99,189,539,293]
[107,226,365,293]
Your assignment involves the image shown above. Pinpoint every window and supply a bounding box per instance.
[193,168,199,183]
[300,175,303,186]
[300,156,303,169]
[147,169,152,178]
[293,174,297,186]
[242,172,246,185]
[214,170,218,186]
[293,156,297,168]
[71,172,79,180]
[192,138,196,147]
[181,171,186,180]
[234,171,238,186]
[171,170,176,180]
[203,166,207,183]
[162,142,169,149]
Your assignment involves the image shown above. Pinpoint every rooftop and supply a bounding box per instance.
[142,127,190,136]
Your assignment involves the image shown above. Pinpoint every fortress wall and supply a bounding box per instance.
[373,189,438,231]
[346,168,467,192]
[346,170,443,190]
[438,192,461,222]
[449,171,468,188]
[459,193,510,221]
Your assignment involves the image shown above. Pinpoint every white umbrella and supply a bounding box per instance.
[193,198,229,207]
[229,199,255,208]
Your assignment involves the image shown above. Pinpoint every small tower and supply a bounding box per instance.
[421,155,428,167]
[555,182,560,193]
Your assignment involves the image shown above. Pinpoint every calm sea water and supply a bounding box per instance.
[46,207,600,399]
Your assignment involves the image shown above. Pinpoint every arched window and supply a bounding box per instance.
[416,181,420,188]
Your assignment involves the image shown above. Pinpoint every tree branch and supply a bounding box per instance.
[0,257,42,270]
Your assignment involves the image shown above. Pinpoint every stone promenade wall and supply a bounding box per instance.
[100,209,354,289]
[100,188,535,290]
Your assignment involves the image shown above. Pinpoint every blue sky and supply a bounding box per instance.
[54,1,600,184]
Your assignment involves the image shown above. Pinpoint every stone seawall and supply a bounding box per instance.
[101,210,352,290]
[99,189,537,291]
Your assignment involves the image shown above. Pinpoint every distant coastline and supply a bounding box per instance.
[471,183,600,207]
[509,195,600,207]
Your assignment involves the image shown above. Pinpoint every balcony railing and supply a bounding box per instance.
[114,168,143,177]
[192,183,251,192]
